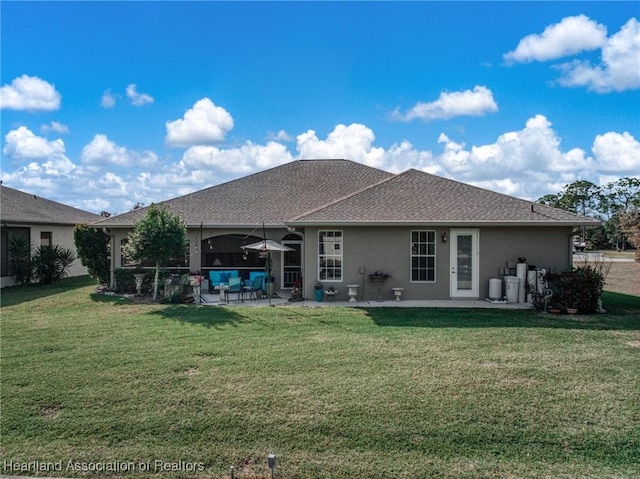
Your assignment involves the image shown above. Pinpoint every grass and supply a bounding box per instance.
[1,276,639,479]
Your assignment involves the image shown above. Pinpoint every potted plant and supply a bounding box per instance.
[314,281,323,302]
[290,280,304,302]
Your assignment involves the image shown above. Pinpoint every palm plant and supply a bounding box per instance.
[7,235,32,285]
[31,245,76,284]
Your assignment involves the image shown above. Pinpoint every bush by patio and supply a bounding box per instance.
[545,265,605,313]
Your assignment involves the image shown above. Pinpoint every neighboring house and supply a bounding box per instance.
[1,185,102,288]
[95,159,600,301]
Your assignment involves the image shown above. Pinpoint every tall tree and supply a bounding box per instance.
[74,224,111,285]
[537,177,640,250]
[122,204,187,300]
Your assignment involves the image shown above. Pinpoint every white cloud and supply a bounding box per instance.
[428,114,612,200]
[592,131,640,172]
[504,15,607,63]
[555,18,640,92]
[126,84,154,106]
[101,90,116,108]
[80,134,158,167]
[2,126,75,177]
[165,98,234,147]
[296,123,386,167]
[179,141,293,174]
[0,74,61,111]
[392,86,498,121]
[40,121,69,134]
[266,129,293,142]
[3,126,66,160]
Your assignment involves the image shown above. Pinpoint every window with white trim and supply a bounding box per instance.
[318,230,342,281]
[411,230,436,282]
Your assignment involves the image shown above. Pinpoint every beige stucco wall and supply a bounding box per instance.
[1,224,90,288]
[301,225,574,301]
[105,224,573,300]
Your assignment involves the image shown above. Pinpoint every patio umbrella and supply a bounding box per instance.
[242,239,294,304]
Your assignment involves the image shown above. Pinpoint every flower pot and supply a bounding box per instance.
[314,289,323,302]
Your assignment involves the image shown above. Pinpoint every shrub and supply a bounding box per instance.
[31,245,76,285]
[113,268,173,295]
[73,225,110,285]
[544,265,605,313]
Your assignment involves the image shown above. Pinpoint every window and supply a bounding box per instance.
[411,230,436,282]
[318,230,342,281]
[40,232,52,248]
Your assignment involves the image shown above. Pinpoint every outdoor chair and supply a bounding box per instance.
[227,277,243,302]
[244,275,264,301]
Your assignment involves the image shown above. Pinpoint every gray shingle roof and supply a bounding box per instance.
[289,169,601,226]
[1,185,101,225]
[95,159,395,227]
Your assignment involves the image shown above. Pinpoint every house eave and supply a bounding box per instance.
[285,220,602,228]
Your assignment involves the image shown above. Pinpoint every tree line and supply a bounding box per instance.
[536,177,640,253]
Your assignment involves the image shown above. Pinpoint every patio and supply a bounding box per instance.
[197,292,534,309]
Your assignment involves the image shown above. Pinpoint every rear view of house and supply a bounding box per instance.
[96,159,600,301]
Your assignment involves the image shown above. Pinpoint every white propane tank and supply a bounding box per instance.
[505,276,520,303]
[489,278,502,300]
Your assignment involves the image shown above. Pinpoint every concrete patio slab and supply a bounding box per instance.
[197,293,534,309]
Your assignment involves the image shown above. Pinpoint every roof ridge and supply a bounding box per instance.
[287,170,397,221]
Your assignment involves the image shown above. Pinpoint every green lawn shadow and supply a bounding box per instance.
[147,304,251,330]
[0,276,97,308]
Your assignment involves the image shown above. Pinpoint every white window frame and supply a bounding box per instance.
[410,230,436,283]
[318,230,343,282]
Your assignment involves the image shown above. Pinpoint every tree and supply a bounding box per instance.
[536,178,640,250]
[619,208,640,261]
[601,178,640,250]
[74,224,111,285]
[31,244,76,284]
[122,204,187,300]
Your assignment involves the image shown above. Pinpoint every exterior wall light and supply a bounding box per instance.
[441,232,448,243]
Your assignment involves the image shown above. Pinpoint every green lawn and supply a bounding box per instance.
[1,277,639,479]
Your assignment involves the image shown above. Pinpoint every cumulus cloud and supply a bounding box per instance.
[40,121,69,134]
[3,126,66,161]
[504,15,639,92]
[504,15,607,64]
[435,114,597,180]
[555,18,640,92]
[126,84,154,106]
[592,131,640,172]
[296,123,386,167]
[0,74,61,111]
[80,134,158,168]
[2,126,75,176]
[165,98,234,147]
[101,90,116,108]
[392,86,498,121]
[179,141,293,174]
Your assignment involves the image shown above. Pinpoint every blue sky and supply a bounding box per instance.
[1,1,639,215]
